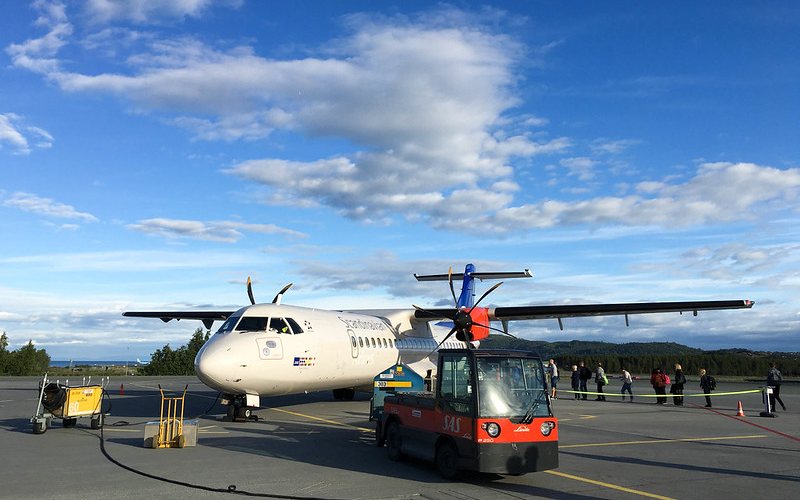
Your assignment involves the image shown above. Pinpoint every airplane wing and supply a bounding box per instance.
[414,299,754,329]
[122,311,234,330]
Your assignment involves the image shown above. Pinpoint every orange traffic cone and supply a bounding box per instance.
[736,400,745,417]
[120,383,124,395]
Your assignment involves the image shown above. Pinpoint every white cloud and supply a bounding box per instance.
[127,217,306,243]
[480,162,800,232]
[3,192,97,222]
[0,114,53,154]
[5,0,72,74]
[84,0,232,24]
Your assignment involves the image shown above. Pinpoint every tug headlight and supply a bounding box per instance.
[482,422,501,438]
[540,421,555,436]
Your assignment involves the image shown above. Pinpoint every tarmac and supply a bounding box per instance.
[1,375,798,499]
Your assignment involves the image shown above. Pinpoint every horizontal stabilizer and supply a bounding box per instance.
[415,269,532,282]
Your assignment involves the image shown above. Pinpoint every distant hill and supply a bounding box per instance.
[481,336,705,358]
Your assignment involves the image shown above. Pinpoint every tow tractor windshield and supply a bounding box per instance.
[477,357,550,420]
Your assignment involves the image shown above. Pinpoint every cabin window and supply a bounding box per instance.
[381,338,387,348]
[370,338,376,348]
[358,337,364,348]
[269,317,291,334]
[235,316,268,331]
[286,317,304,334]
[350,336,357,348]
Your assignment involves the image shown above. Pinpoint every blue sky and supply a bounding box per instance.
[1,1,798,360]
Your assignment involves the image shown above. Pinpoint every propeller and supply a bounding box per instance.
[416,267,516,356]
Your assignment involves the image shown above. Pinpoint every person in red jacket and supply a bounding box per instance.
[650,368,667,404]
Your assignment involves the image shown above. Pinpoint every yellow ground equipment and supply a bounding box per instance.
[152,384,188,448]
[31,373,109,434]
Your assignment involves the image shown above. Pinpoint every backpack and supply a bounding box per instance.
[664,374,671,385]
[709,376,717,390]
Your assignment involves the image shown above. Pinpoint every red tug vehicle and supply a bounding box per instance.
[376,349,558,479]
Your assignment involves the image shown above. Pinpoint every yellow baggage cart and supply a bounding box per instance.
[31,374,109,434]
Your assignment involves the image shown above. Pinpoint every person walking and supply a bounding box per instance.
[571,365,581,400]
[651,368,667,404]
[578,361,592,400]
[767,362,787,411]
[699,368,715,407]
[548,359,559,399]
[621,368,634,402]
[671,363,686,406]
[595,362,607,401]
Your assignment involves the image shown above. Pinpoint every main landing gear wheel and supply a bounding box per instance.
[332,388,355,401]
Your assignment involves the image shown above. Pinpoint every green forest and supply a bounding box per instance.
[0,332,51,376]
[482,335,800,377]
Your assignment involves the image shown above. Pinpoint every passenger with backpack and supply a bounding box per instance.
[594,362,607,401]
[699,368,716,407]
[671,364,687,406]
[767,362,786,411]
[651,368,667,404]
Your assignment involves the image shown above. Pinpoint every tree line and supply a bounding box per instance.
[484,336,800,377]
[0,332,51,376]
[139,328,210,376]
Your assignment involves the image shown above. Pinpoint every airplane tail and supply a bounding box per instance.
[415,263,532,308]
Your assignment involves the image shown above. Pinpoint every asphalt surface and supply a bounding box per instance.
[1,375,798,499]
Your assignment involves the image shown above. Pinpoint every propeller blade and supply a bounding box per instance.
[247,276,256,305]
[469,281,503,312]
[448,266,458,306]
[426,325,458,357]
[272,283,293,305]
[472,320,517,338]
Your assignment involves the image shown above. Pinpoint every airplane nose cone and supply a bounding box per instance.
[195,341,227,391]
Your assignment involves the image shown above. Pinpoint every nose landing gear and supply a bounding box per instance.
[223,394,260,422]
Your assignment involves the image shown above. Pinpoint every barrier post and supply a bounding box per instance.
[759,386,776,418]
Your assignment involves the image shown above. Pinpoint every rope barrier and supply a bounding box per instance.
[556,388,762,398]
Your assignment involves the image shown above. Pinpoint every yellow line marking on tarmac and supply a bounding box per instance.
[545,470,675,500]
[267,407,372,432]
[560,434,767,449]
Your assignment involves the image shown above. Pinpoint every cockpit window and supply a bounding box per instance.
[235,316,269,331]
[269,317,291,334]
[286,318,303,334]
[217,313,242,334]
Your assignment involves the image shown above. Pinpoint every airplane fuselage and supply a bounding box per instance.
[194,303,463,397]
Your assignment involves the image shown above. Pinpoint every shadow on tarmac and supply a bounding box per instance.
[561,449,800,483]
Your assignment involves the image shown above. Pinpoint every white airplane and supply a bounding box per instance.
[123,264,753,420]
